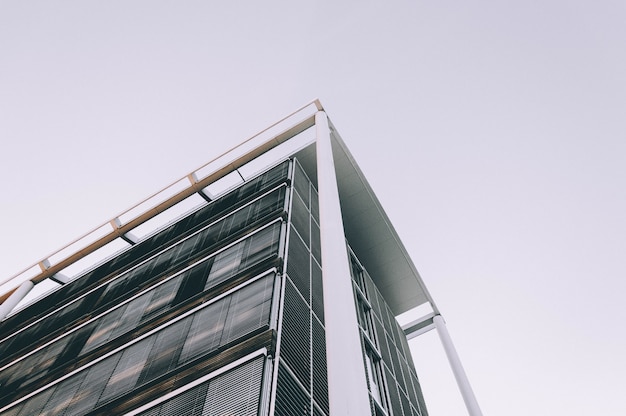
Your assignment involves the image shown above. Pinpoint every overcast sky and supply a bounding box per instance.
[1,1,625,415]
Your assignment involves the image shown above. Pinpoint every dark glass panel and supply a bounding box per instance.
[205,243,245,289]
[374,287,387,326]
[293,162,310,207]
[63,351,118,416]
[172,258,212,305]
[80,305,127,354]
[139,277,183,323]
[137,319,190,387]
[311,220,321,264]
[240,221,281,269]
[406,370,420,411]
[374,318,392,374]
[0,161,289,344]
[291,191,310,247]
[205,222,281,290]
[394,347,408,394]
[310,186,319,223]
[286,228,310,301]
[39,371,85,416]
[280,280,310,390]
[389,340,404,390]
[221,275,273,345]
[157,382,208,416]
[311,259,324,323]
[275,364,311,416]
[400,391,412,416]
[385,366,403,416]
[203,356,264,416]
[312,318,329,415]
[14,387,54,416]
[365,274,382,319]
[179,297,229,364]
[99,338,153,404]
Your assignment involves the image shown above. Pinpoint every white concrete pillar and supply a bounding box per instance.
[433,314,483,416]
[315,111,371,416]
[0,280,34,320]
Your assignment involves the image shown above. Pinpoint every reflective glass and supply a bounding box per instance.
[179,298,229,363]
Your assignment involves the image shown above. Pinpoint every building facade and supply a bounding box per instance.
[0,101,480,416]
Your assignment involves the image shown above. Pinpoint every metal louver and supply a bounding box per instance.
[136,356,264,416]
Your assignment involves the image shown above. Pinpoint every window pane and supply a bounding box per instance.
[241,222,281,269]
[99,338,153,404]
[179,297,229,364]
[39,371,85,416]
[140,277,183,322]
[206,243,244,288]
[203,356,264,416]
[221,275,274,345]
[138,319,190,386]
[64,352,119,415]
[81,305,127,354]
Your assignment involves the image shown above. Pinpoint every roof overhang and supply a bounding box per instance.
[1,99,436,318]
[294,121,436,316]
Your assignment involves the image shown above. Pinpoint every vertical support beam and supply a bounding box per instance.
[316,111,371,415]
[433,315,483,416]
[0,280,34,320]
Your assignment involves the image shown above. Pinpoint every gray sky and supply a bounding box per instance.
[1,1,625,415]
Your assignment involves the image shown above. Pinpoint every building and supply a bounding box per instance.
[0,101,482,416]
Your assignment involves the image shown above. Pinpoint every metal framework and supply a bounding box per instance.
[0,99,483,416]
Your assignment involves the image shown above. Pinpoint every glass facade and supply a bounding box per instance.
[0,154,429,416]
[350,250,429,416]
[0,161,291,416]
[274,161,328,416]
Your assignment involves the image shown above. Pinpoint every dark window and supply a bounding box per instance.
[350,258,367,295]
[136,357,265,416]
[1,275,275,415]
[179,298,228,364]
[365,347,387,411]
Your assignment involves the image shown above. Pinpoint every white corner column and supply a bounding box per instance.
[0,280,34,320]
[433,314,483,416]
[315,111,371,415]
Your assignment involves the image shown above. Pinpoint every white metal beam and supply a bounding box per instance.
[316,111,371,415]
[433,314,483,416]
[0,280,34,320]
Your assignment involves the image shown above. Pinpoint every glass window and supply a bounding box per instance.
[39,371,85,416]
[139,277,183,323]
[350,257,367,295]
[222,275,274,345]
[241,222,281,269]
[203,356,264,416]
[206,222,281,290]
[293,162,310,207]
[64,353,117,415]
[1,274,276,416]
[291,191,310,247]
[171,233,201,264]
[357,297,376,343]
[137,319,190,387]
[156,383,208,416]
[206,242,245,288]
[136,357,265,416]
[80,306,127,354]
[286,228,310,301]
[365,348,384,406]
[99,338,152,404]
[179,297,229,363]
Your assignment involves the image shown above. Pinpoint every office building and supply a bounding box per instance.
[0,101,481,416]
